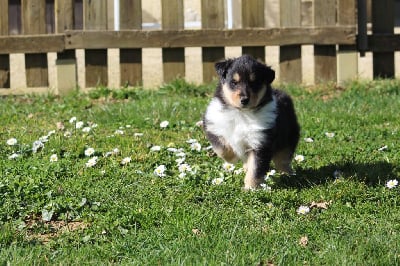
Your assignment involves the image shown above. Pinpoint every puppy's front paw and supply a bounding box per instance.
[243,177,264,190]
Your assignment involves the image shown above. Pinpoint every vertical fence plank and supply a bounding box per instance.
[55,0,76,94]
[120,0,142,86]
[202,0,225,82]
[280,0,302,84]
[84,0,107,87]
[337,0,358,84]
[242,0,265,61]
[162,0,184,82]
[372,0,394,78]
[314,0,336,83]
[22,0,48,87]
[0,1,10,88]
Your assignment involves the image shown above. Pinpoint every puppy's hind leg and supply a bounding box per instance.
[272,148,295,174]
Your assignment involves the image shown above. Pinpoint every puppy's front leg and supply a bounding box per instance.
[244,150,271,189]
[206,131,238,163]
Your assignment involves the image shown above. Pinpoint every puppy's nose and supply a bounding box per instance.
[240,96,249,106]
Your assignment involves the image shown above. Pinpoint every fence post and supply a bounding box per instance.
[162,0,185,83]
[337,0,358,85]
[0,0,10,88]
[55,0,76,95]
[372,0,394,78]
[201,0,225,83]
[22,0,48,88]
[242,0,265,61]
[279,0,302,84]
[84,0,108,88]
[119,0,142,87]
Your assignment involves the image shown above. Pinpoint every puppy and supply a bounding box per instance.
[203,55,300,189]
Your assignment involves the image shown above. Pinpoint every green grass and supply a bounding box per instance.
[1,79,399,265]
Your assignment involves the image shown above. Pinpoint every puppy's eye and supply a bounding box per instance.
[231,80,238,86]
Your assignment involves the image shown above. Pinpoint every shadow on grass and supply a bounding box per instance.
[276,161,397,189]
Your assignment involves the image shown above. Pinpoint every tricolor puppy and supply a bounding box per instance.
[204,55,300,189]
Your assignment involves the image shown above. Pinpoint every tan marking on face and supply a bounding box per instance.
[222,83,242,108]
[233,72,240,82]
[249,72,256,82]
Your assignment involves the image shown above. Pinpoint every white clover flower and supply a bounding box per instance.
[90,123,98,128]
[8,153,20,160]
[85,156,98,168]
[121,157,131,165]
[82,126,91,133]
[222,162,235,172]
[211,177,224,185]
[104,152,113,157]
[47,130,56,136]
[294,155,305,163]
[167,147,178,153]
[125,125,131,128]
[233,168,244,175]
[160,121,169,128]
[154,165,167,177]
[134,133,143,137]
[325,132,335,138]
[190,142,201,152]
[150,145,161,152]
[260,183,272,191]
[386,179,398,189]
[378,145,388,151]
[265,169,276,180]
[69,116,77,123]
[304,137,314,143]
[32,140,44,153]
[176,152,186,157]
[64,131,72,138]
[39,135,49,143]
[296,205,310,215]
[178,163,192,173]
[84,147,95,157]
[50,154,58,162]
[6,138,18,146]
[75,121,84,129]
[178,172,186,179]
[114,129,124,135]
[175,157,186,165]
[186,139,198,144]
[112,148,120,155]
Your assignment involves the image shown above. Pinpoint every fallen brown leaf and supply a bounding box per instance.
[310,200,332,210]
[192,228,202,236]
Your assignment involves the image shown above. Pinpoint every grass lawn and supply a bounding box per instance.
[1,79,399,265]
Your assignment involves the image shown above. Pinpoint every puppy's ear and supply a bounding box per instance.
[263,65,275,84]
[215,59,233,79]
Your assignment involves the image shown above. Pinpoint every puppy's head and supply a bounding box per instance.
[215,55,275,109]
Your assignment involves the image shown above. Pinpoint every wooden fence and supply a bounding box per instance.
[0,0,399,95]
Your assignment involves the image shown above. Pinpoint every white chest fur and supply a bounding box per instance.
[205,97,277,160]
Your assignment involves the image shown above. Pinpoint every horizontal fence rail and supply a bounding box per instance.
[0,0,399,95]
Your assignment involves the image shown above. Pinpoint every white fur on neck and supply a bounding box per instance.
[205,97,277,160]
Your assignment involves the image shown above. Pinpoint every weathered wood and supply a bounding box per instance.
[55,0,74,33]
[0,35,65,54]
[22,0,48,87]
[372,0,394,78]
[202,0,225,82]
[0,1,10,88]
[337,0,357,84]
[0,0,8,35]
[119,0,142,86]
[64,27,356,49]
[85,49,107,87]
[242,0,265,61]
[55,0,76,94]
[162,0,184,82]
[84,0,107,30]
[84,0,107,87]
[280,0,301,84]
[314,0,337,83]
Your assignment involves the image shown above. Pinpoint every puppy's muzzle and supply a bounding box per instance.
[240,96,250,106]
